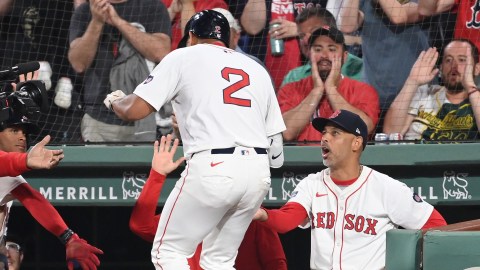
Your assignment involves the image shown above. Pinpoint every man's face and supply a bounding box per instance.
[0,125,28,153]
[6,242,23,270]
[297,17,328,57]
[320,124,359,169]
[310,35,345,80]
[441,41,480,93]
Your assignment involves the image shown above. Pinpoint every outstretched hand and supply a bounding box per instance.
[408,47,439,86]
[66,234,104,270]
[27,135,64,170]
[152,134,185,176]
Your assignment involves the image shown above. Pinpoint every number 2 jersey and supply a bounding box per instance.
[134,44,286,156]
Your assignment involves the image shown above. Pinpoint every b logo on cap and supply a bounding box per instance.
[330,110,341,119]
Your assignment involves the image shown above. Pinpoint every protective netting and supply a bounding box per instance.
[0,0,477,144]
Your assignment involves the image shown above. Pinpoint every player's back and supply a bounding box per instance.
[172,44,281,155]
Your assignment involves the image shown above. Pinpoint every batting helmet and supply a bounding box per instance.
[189,9,230,48]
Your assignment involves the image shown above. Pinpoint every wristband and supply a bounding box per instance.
[468,87,479,96]
[59,228,75,245]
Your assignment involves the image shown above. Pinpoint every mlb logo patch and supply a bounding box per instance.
[241,150,250,155]
[143,75,154,84]
[412,193,423,203]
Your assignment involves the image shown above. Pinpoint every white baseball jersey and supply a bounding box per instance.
[289,166,433,270]
[134,44,286,156]
[0,176,25,206]
[0,176,25,241]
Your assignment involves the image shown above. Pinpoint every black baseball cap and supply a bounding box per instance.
[308,25,345,47]
[312,109,368,149]
[0,113,39,135]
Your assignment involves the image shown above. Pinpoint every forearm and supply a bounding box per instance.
[0,0,13,16]
[12,184,68,237]
[241,0,267,35]
[0,152,28,176]
[326,87,375,133]
[378,0,421,24]
[114,19,170,62]
[337,0,363,33]
[180,2,195,34]
[383,80,419,134]
[468,90,480,130]
[68,20,104,73]
[282,91,323,141]
[261,203,308,234]
[111,94,155,121]
[130,169,165,242]
[418,0,454,16]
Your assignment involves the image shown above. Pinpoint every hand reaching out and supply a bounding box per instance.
[407,47,439,86]
[27,135,64,170]
[11,69,39,90]
[66,234,104,270]
[152,134,185,176]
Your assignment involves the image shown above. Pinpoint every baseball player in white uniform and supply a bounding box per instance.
[254,109,446,269]
[104,10,286,270]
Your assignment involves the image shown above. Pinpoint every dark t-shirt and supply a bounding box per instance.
[0,0,73,74]
[69,0,171,125]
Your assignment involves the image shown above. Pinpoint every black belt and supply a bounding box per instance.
[211,147,267,154]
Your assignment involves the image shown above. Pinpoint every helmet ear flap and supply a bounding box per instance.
[189,10,230,48]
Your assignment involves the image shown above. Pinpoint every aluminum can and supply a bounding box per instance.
[388,133,403,145]
[270,23,284,56]
[374,133,388,145]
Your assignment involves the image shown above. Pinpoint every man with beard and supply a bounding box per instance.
[384,40,480,141]
[277,26,379,143]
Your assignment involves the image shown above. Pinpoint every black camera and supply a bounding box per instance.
[0,61,48,123]
[0,81,49,122]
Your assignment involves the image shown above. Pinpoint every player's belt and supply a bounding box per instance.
[211,147,267,154]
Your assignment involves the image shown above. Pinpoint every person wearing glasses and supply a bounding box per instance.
[5,234,24,270]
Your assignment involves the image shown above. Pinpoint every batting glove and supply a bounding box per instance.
[66,234,104,270]
[103,90,126,112]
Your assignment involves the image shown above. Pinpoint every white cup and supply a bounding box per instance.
[54,77,73,109]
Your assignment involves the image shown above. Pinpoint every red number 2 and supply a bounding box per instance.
[221,67,251,107]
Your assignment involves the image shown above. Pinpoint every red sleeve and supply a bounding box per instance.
[11,183,68,237]
[277,81,304,114]
[129,169,165,242]
[254,221,288,270]
[0,151,29,176]
[263,202,309,233]
[341,79,380,128]
[421,209,447,229]
[195,0,228,10]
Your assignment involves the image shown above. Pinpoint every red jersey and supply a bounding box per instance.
[453,0,480,53]
[265,0,302,90]
[162,0,228,50]
[278,76,380,142]
[0,151,28,176]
